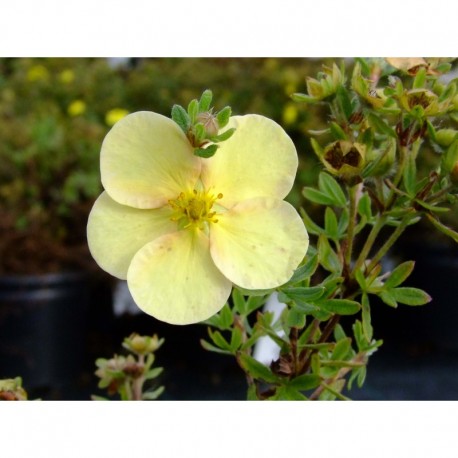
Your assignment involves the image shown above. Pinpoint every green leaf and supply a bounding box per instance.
[318,172,347,207]
[286,307,306,328]
[390,287,432,306]
[288,374,321,391]
[211,127,236,143]
[367,112,396,138]
[319,298,361,315]
[403,152,417,196]
[216,106,231,128]
[333,323,347,341]
[438,82,456,103]
[357,366,367,388]
[292,92,317,103]
[142,386,165,400]
[319,275,344,298]
[187,99,199,123]
[361,293,373,341]
[271,386,308,400]
[336,85,354,120]
[441,139,458,173]
[144,367,164,381]
[200,338,232,355]
[198,89,213,112]
[352,320,366,351]
[311,353,321,375]
[331,337,352,360]
[208,329,232,351]
[357,193,372,219]
[279,286,325,304]
[330,122,348,140]
[354,269,367,290]
[321,359,364,368]
[194,144,218,158]
[379,290,398,308]
[171,104,191,132]
[287,253,319,285]
[246,295,268,314]
[337,207,350,236]
[413,66,426,89]
[324,207,339,239]
[426,213,458,243]
[194,123,206,141]
[238,353,279,383]
[299,207,324,235]
[302,187,335,206]
[384,261,415,288]
[310,137,324,158]
[317,234,341,273]
[230,327,243,351]
[219,303,234,329]
[232,288,246,315]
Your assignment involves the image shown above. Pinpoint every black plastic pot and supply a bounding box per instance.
[371,239,458,353]
[0,272,90,399]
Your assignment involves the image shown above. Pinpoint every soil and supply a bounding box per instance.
[0,201,99,275]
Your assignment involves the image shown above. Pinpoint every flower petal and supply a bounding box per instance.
[101,111,201,209]
[201,115,298,207]
[87,191,177,279]
[127,229,232,325]
[209,197,309,289]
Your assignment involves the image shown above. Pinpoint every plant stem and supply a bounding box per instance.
[132,355,145,400]
[309,352,366,400]
[353,215,387,273]
[344,184,358,268]
[386,144,408,209]
[366,215,412,274]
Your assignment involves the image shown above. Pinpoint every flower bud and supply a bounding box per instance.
[0,378,27,400]
[197,111,219,137]
[122,333,164,356]
[351,62,387,109]
[435,129,458,147]
[304,63,344,101]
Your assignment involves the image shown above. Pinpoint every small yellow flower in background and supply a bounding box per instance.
[87,112,308,325]
[59,69,75,84]
[105,108,129,126]
[282,102,298,126]
[27,64,49,82]
[67,100,86,117]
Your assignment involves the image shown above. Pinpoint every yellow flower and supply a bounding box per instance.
[87,112,308,324]
[105,108,129,126]
[282,103,298,126]
[59,69,75,84]
[68,100,86,117]
[27,64,49,82]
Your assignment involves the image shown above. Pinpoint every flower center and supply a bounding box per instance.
[168,189,223,230]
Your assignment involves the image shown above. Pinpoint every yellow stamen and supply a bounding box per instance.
[168,189,223,230]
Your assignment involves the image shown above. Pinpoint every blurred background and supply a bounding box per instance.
[0,57,457,400]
